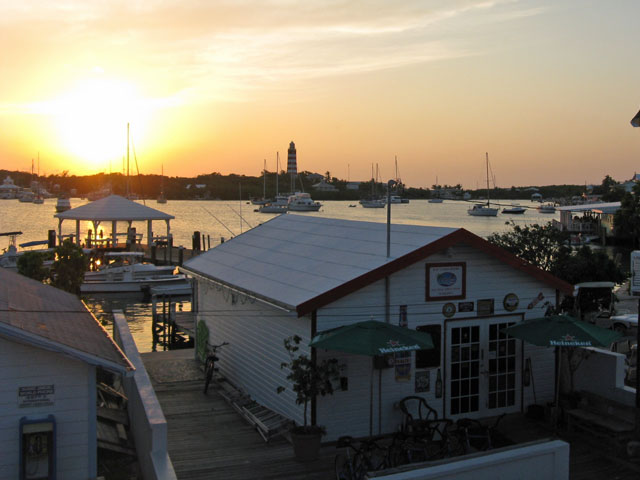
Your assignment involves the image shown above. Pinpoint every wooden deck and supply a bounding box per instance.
[141,349,336,479]
[142,349,640,480]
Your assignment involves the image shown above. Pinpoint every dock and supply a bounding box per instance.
[141,349,640,480]
[141,349,335,479]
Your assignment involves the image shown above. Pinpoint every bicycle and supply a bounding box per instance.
[334,436,387,480]
[203,342,229,394]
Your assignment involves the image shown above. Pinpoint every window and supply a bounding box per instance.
[416,325,441,369]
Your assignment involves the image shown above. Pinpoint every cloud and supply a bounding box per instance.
[0,0,546,106]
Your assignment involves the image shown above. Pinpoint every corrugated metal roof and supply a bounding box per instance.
[182,214,457,310]
[0,269,132,371]
[54,194,174,221]
[556,202,621,213]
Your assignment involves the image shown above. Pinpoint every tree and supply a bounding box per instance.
[552,245,625,285]
[488,222,624,286]
[277,335,342,433]
[50,239,88,294]
[613,184,640,248]
[487,222,568,272]
[17,251,48,282]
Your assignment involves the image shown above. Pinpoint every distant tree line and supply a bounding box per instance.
[0,168,636,203]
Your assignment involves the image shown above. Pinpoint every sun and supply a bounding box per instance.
[52,78,153,170]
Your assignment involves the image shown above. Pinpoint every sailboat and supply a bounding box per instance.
[258,153,288,213]
[250,159,271,205]
[429,176,443,203]
[157,165,167,204]
[360,164,385,208]
[467,153,499,217]
[33,154,44,204]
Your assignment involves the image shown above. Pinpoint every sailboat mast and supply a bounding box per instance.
[263,159,266,198]
[126,123,130,198]
[485,152,490,207]
[276,152,279,196]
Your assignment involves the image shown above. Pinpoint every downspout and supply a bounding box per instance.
[311,310,317,427]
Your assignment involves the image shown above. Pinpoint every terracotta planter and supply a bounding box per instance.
[290,429,323,462]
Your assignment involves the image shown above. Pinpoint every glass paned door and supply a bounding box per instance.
[487,321,518,412]
[447,318,520,418]
[449,325,481,415]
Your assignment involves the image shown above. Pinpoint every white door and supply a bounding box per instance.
[446,316,521,418]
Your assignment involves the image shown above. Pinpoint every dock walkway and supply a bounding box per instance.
[141,349,640,480]
[141,349,335,479]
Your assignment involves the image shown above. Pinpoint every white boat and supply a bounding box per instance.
[85,252,175,281]
[81,252,188,293]
[502,205,526,214]
[18,191,35,203]
[360,198,385,208]
[287,192,321,211]
[468,153,499,217]
[428,198,443,204]
[389,195,403,204]
[0,176,20,199]
[537,203,556,213]
[56,197,71,212]
[257,203,288,214]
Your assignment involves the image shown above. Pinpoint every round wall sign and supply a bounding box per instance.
[503,293,519,312]
[442,302,456,318]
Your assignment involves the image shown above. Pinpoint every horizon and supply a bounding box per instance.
[1,1,639,188]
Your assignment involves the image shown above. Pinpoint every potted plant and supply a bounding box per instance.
[277,335,342,461]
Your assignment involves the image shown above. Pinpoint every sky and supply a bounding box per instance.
[1,0,640,189]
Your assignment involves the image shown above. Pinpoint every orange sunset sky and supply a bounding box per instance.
[1,0,639,188]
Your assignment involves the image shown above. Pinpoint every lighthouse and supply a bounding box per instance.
[287,141,297,192]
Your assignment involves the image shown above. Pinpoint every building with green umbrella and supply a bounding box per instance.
[182,214,572,440]
[310,320,434,435]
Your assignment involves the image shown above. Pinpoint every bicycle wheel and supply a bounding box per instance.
[334,453,353,480]
[203,360,214,394]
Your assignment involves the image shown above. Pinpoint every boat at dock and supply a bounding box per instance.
[56,196,71,212]
[537,203,556,213]
[81,252,188,293]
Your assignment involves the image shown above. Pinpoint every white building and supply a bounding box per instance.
[181,215,572,440]
[0,269,133,479]
[312,180,338,192]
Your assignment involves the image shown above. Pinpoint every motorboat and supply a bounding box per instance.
[428,198,443,204]
[257,203,288,214]
[0,232,52,271]
[55,196,71,212]
[502,205,526,214]
[389,195,403,204]
[85,252,175,281]
[287,192,321,212]
[468,153,498,217]
[537,203,556,213]
[81,252,189,293]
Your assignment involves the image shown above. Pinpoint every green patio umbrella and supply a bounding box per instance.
[310,319,434,355]
[503,315,621,427]
[310,320,434,435]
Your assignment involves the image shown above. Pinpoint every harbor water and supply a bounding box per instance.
[1,197,562,352]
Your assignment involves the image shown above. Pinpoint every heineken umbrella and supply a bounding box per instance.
[310,320,434,435]
[503,315,620,427]
[310,319,434,355]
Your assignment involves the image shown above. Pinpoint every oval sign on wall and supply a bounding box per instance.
[503,293,519,312]
[442,302,456,318]
[437,272,457,287]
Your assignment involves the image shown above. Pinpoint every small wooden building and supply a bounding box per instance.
[182,214,572,440]
[0,269,133,479]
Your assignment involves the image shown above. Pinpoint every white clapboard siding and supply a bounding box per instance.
[196,279,309,425]
[315,247,560,439]
[0,338,93,479]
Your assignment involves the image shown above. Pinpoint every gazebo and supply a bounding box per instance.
[54,195,174,247]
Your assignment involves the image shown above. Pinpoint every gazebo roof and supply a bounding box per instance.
[54,195,174,222]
